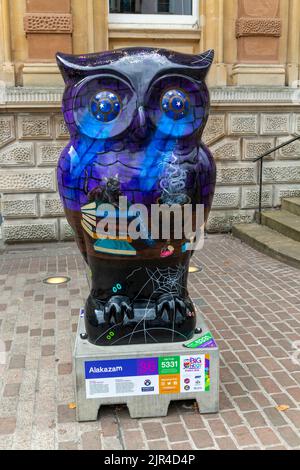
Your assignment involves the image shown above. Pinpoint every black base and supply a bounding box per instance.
[84,294,196,346]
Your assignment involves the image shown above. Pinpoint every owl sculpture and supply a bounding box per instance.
[56,47,216,346]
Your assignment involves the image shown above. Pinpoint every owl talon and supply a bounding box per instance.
[104,296,133,324]
[156,295,195,323]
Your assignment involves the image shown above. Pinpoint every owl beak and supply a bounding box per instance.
[137,106,146,128]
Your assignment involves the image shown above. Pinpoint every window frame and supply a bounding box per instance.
[109,0,200,29]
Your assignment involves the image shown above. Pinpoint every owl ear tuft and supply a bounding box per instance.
[190,49,214,79]
[56,52,76,84]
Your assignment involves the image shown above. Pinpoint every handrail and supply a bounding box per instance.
[252,134,300,224]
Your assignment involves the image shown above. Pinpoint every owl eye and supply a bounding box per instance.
[90,91,122,122]
[161,89,190,121]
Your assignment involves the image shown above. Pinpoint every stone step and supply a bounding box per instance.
[282,198,300,217]
[232,224,300,269]
[261,210,300,243]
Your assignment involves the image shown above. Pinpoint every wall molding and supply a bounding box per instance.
[1,87,300,109]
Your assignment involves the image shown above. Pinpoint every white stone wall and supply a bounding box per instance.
[0,112,72,243]
[205,110,300,232]
[1,87,300,242]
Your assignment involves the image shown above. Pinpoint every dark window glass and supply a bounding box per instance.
[109,0,193,15]
[158,1,170,13]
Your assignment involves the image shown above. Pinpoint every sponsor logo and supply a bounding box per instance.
[144,379,152,387]
[141,387,155,393]
[184,378,190,384]
[183,357,202,371]
[184,385,191,391]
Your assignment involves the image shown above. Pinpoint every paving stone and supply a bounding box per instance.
[41,345,55,356]
[243,411,267,428]
[215,437,238,450]
[0,417,16,435]
[190,429,214,449]
[123,430,147,450]
[277,426,300,448]
[165,424,188,443]
[30,329,42,337]
[231,426,258,447]
[58,441,79,450]
[9,355,25,369]
[42,329,55,337]
[58,363,73,375]
[171,441,194,450]
[234,396,258,412]
[3,383,21,398]
[142,422,165,440]
[181,413,206,430]
[81,431,102,450]
[208,418,228,437]
[263,407,290,427]
[57,405,76,424]
[222,410,243,427]
[148,440,170,450]
[254,428,281,447]
[16,326,29,334]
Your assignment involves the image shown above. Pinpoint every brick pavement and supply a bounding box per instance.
[0,235,299,450]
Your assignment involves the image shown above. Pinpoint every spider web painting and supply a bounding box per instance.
[103,264,189,345]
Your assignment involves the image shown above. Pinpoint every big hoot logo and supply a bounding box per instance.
[57,47,216,346]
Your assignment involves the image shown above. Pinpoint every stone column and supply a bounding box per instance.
[23,0,73,86]
[232,0,285,86]
[201,0,227,86]
[286,0,300,85]
[72,0,109,54]
[0,0,15,85]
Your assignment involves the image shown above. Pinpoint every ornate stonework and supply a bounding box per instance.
[40,194,64,217]
[241,187,273,209]
[229,114,258,135]
[202,115,226,146]
[212,188,240,209]
[18,115,52,140]
[2,194,38,219]
[54,115,70,139]
[0,116,15,148]
[24,13,73,34]
[216,164,257,185]
[261,114,290,135]
[211,139,241,161]
[0,169,56,193]
[60,219,74,241]
[4,220,58,242]
[0,142,35,166]
[236,18,281,37]
[274,185,300,206]
[263,162,300,183]
[207,210,255,232]
[277,137,300,160]
[242,138,275,161]
[37,142,66,166]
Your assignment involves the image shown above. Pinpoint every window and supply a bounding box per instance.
[109,0,199,28]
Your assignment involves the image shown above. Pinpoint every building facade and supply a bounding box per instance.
[0,0,300,242]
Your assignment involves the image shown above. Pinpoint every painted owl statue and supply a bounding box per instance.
[56,47,216,346]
